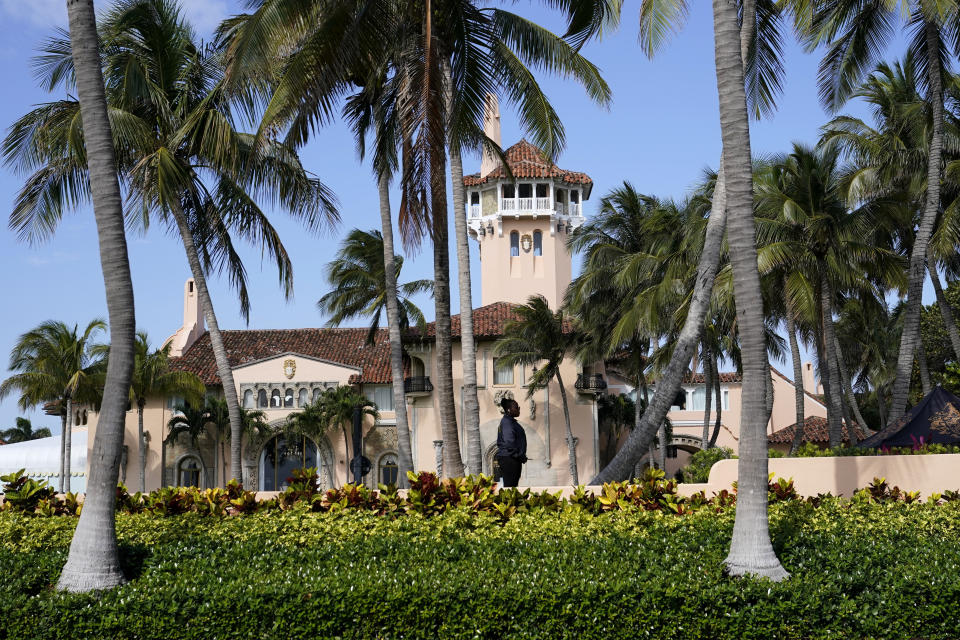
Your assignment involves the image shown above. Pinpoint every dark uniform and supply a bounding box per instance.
[496,413,527,487]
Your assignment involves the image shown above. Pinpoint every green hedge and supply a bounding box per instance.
[3,499,960,639]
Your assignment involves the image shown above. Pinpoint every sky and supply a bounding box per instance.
[0,0,922,433]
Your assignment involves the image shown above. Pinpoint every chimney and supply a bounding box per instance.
[166,278,205,357]
[801,361,823,396]
[480,93,501,178]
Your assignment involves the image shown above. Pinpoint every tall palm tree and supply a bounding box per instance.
[754,142,903,446]
[53,0,137,594]
[803,0,960,422]
[129,332,205,492]
[708,0,788,581]
[3,0,338,487]
[0,320,106,493]
[0,418,53,443]
[219,0,610,478]
[494,295,581,484]
[590,0,786,483]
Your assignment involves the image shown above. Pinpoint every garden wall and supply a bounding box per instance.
[676,453,960,498]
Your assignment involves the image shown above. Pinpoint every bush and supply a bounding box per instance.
[4,495,960,639]
[679,446,735,483]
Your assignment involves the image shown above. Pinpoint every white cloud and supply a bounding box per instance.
[0,0,67,28]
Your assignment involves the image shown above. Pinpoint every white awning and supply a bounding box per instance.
[0,429,87,493]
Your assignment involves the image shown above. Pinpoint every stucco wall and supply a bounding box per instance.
[676,454,960,498]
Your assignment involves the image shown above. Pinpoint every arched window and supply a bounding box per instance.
[533,230,542,256]
[257,389,268,408]
[312,387,322,403]
[380,453,399,486]
[259,435,319,491]
[298,388,309,407]
[284,388,295,408]
[271,389,282,408]
[510,231,519,257]
[243,390,254,409]
[177,456,203,487]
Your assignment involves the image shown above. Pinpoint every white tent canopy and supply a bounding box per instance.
[0,429,87,493]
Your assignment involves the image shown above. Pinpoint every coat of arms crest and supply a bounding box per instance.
[283,359,296,380]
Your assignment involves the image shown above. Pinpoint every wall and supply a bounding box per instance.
[676,454,960,498]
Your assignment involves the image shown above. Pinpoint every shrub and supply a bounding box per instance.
[679,446,734,483]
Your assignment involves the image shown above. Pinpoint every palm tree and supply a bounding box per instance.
[754,142,904,447]
[0,320,106,493]
[494,295,581,484]
[588,0,785,484]
[55,0,137,594]
[317,228,431,483]
[3,0,338,487]
[802,0,960,422]
[219,0,611,479]
[318,229,432,344]
[129,332,205,492]
[291,386,378,484]
[0,418,52,443]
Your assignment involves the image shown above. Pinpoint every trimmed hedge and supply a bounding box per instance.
[4,481,960,638]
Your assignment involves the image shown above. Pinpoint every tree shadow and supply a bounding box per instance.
[119,544,151,581]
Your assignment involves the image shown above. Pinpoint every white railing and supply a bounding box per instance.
[536,197,551,210]
[568,202,582,216]
[503,197,559,213]
[518,197,535,210]
[469,204,481,218]
[502,197,518,211]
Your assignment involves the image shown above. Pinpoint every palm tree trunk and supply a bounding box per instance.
[58,411,67,493]
[786,296,806,455]
[656,421,667,470]
[377,174,414,487]
[819,275,845,448]
[929,263,960,360]
[701,343,713,448]
[137,401,145,493]
[58,0,135,592]
[709,354,723,447]
[554,370,579,485]
[444,64,481,477]
[63,396,72,494]
[593,0,759,483]
[168,202,245,486]
[712,0,787,581]
[889,19,945,422]
[917,336,932,396]
[832,334,868,437]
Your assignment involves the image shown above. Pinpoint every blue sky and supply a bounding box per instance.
[0,0,917,433]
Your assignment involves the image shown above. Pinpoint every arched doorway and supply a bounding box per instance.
[259,435,332,491]
[483,443,502,482]
[175,454,205,488]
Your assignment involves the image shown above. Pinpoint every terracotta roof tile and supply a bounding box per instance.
[768,416,866,444]
[682,372,742,384]
[463,140,592,190]
[170,303,538,386]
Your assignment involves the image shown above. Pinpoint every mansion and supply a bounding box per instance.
[42,99,828,491]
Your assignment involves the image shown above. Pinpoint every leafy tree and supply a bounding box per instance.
[0,418,53,443]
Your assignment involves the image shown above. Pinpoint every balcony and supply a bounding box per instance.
[575,373,607,394]
[469,204,481,218]
[554,202,582,217]
[404,376,434,397]
[501,197,553,214]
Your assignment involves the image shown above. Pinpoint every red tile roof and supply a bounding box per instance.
[768,416,867,444]
[463,140,593,191]
[170,303,538,386]
[683,372,742,384]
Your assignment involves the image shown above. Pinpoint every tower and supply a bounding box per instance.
[463,96,592,309]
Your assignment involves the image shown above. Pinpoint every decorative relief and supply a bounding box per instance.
[493,389,515,413]
[283,359,296,379]
[520,234,533,253]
